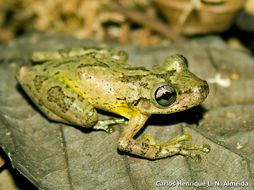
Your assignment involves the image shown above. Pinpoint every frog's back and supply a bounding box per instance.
[36,52,150,81]
[32,54,144,116]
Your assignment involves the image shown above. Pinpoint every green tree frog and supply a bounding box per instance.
[16,48,210,160]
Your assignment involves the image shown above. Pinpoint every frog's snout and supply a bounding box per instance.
[193,81,209,100]
[16,66,32,81]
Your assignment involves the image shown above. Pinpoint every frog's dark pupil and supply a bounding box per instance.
[161,91,171,100]
[155,85,176,107]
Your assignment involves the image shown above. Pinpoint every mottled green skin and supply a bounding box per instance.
[16,48,210,160]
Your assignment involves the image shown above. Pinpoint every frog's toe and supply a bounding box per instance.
[171,143,210,161]
[104,126,114,134]
[179,150,202,162]
[92,121,114,133]
[160,139,210,161]
[180,143,211,153]
[92,118,126,133]
[164,133,192,146]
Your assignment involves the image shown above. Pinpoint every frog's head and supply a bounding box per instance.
[135,54,209,115]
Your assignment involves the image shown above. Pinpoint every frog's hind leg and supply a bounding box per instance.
[31,47,128,64]
[31,48,97,62]
[17,66,98,128]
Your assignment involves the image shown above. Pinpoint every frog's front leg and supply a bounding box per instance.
[93,118,127,133]
[118,114,210,160]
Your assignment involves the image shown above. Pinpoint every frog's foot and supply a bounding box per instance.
[139,133,210,161]
[93,118,127,133]
[164,133,192,146]
[161,134,210,161]
[140,133,192,146]
[118,133,210,160]
[177,143,210,162]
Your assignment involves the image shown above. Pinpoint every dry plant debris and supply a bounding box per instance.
[0,0,181,45]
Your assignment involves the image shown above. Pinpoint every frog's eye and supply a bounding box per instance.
[163,54,188,71]
[154,85,176,107]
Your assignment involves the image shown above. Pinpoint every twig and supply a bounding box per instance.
[110,1,185,42]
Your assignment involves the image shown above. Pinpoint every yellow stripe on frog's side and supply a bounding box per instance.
[107,106,140,120]
[52,75,138,119]
[54,76,85,97]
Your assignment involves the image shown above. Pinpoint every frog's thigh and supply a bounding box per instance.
[31,48,92,62]
[34,98,73,124]
[41,82,98,127]
[17,67,98,127]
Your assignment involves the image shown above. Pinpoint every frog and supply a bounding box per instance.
[16,47,210,160]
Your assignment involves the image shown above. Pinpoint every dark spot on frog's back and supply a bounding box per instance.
[54,71,60,76]
[120,75,144,83]
[116,97,126,101]
[47,86,75,113]
[124,67,149,71]
[140,81,149,89]
[33,75,48,92]
[53,59,80,68]
[76,62,109,69]
[154,70,176,79]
